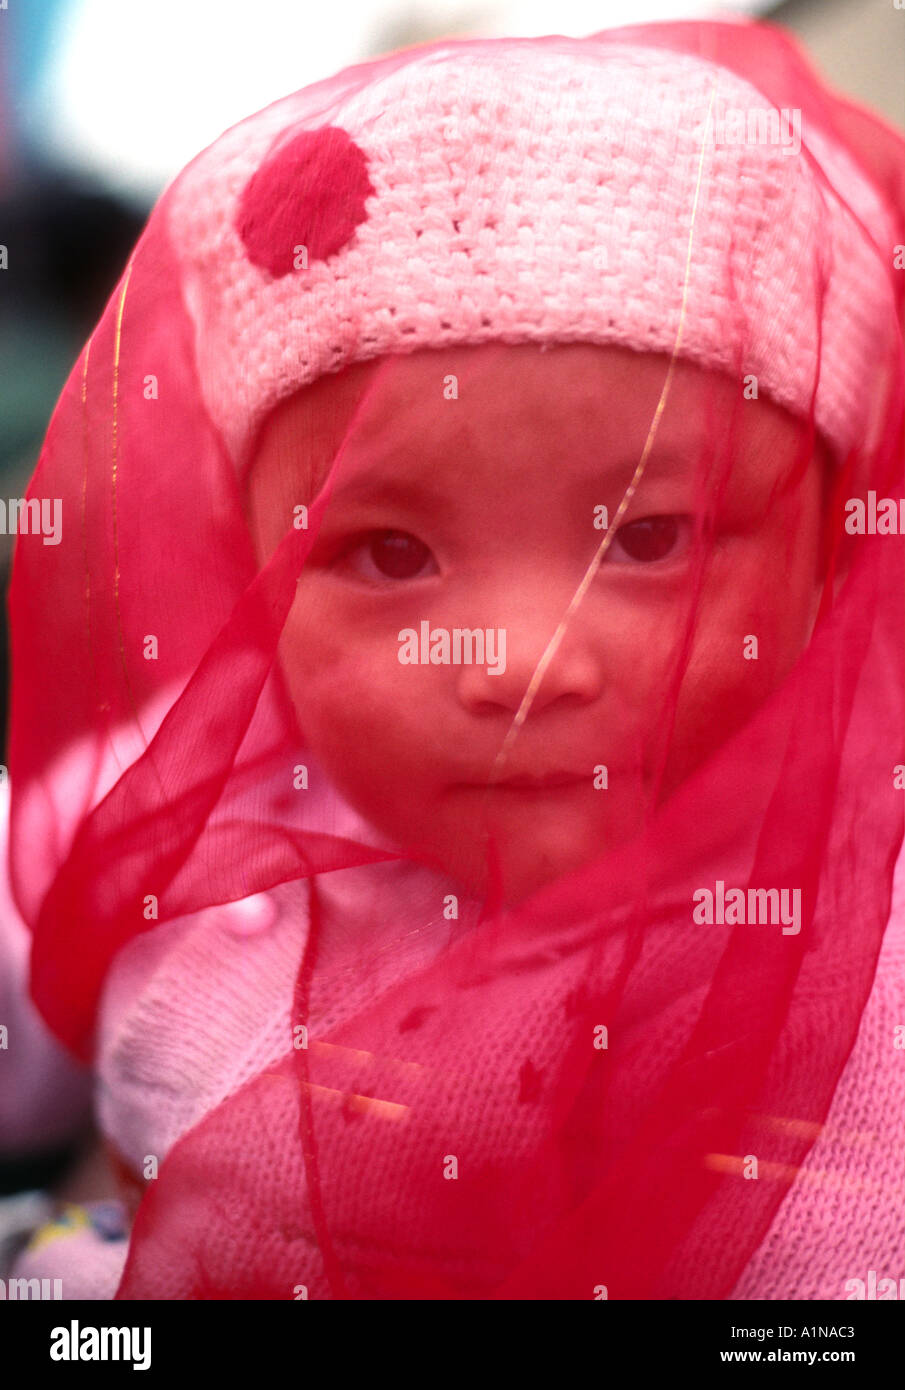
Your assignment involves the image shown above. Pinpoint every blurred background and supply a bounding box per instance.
[0,0,902,1208]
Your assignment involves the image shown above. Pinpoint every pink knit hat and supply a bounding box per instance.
[167,34,898,471]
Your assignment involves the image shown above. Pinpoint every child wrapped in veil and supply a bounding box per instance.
[4,20,903,1298]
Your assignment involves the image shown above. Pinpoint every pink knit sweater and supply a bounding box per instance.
[732,846,905,1300]
[3,778,903,1299]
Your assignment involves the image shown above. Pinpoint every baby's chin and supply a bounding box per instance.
[414,802,646,909]
[446,838,609,908]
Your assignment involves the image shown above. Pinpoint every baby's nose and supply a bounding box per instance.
[455,618,603,718]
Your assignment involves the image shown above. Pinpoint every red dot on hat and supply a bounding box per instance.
[237,125,375,278]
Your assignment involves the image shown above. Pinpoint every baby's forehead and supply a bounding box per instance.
[329,342,681,427]
[294,341,781,438]
[255,342,815,507]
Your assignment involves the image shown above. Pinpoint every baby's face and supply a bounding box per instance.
[247,343,825,904]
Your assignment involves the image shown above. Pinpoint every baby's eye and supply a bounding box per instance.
[608,515,691,565]
[342,529,438,582]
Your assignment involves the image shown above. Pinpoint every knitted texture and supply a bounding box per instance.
[94,856,461,1175]
[731,848,905,1300]
[7,708,901,1294]
[64,839,905,1298]
[167,37,897,472]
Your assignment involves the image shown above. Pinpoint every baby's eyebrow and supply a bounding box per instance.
[593,450,698,493]
[325,470,450,513]
[323,444,703,517]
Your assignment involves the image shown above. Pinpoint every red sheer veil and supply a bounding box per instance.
[6,21,904,1298]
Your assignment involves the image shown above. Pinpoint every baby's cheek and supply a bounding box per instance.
[665,552,815,786]
[278,598,442,816]
[592,595,696,752]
